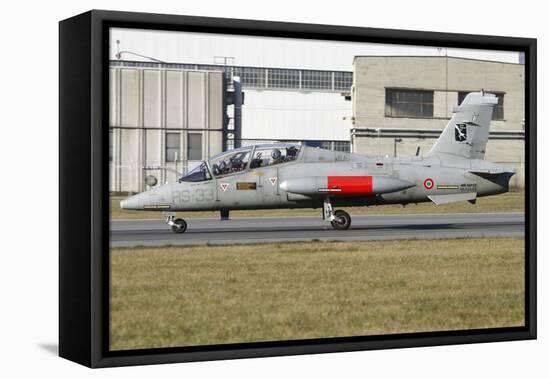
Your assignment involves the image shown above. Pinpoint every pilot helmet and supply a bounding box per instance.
[211,163,220,175]
[287,146,297,156]
[271,148,282,160]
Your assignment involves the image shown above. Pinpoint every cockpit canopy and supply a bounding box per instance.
[210,146,253,176]
[209,143,301,177]
[248,144,300,170]
[178,143,301,182]
[178,162,211,182]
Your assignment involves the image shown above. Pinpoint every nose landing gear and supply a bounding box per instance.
[165,212,187,234]
[331,210,351,230]
[323,198,351,230]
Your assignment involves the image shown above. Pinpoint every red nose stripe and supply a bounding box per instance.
[327,176,373,195]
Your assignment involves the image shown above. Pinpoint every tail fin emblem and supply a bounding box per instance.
[454,123,467,142]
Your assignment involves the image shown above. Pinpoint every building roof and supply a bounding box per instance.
[353,55,523,66]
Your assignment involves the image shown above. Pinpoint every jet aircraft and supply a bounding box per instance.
[120,92,515,233]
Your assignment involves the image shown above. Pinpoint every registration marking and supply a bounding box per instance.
[437,185,460,190]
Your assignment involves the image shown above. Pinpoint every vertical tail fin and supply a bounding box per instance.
[428,92,498,159]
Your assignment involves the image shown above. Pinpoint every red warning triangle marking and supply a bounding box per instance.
[220,183,229,192]
[269,177,277,186]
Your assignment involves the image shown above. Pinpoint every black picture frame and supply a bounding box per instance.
[59,9,537,368]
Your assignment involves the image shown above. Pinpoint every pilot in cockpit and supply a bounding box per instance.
[286,146,298,161]
[271,148,283,164]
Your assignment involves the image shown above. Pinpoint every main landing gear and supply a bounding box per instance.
[165,212,187,234]
[323,198,351,230]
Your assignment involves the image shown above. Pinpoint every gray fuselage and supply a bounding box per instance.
[120,145,513,212]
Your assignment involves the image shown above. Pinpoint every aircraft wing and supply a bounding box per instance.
[428,192,477,205]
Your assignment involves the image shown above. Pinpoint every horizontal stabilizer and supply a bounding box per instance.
[428,192,477,205]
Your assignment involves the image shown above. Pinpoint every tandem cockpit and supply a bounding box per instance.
[178,143,302,183]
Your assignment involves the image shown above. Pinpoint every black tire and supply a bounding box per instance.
[331,210,351,230]
[171,218,187,234]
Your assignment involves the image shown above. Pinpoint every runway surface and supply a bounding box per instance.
[110,212,524,247]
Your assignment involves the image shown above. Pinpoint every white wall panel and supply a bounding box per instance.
[109,68,117,126]
[187,71,205,128]
[120,69,139,127]
[119,129,140,191]
[241,90,351,141]
[166,70,183,128]
[143,70,161,127]
[208,72,223,130]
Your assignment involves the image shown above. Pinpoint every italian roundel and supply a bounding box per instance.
[424,178,434,190]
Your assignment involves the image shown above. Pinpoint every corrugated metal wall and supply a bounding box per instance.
[109,67,225,193]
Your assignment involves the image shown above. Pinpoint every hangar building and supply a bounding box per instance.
[109,64,227,193]
[109,60,352,193]
[350,56,525,189]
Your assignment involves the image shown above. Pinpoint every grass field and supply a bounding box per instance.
[110,238,525,351]
[110,190,524,220]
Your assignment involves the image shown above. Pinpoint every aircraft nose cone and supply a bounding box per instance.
[120,194,142,210]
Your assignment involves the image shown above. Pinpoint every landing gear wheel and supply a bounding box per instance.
[331,210,351,230]
[171,218,187,234]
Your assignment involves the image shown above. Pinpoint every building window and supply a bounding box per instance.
[304,141,330,150]
[268,68,300,89]
[301,70,332,90]
[385,89,434,118]
[458,91,504,121]
[165,132,180,162]
[187,133,202,160]
[304,140,350,152]
[334,72,353,91]
[233,67,266,88]
[333,141,351,153]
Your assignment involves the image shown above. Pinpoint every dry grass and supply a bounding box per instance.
[110,190,525,220]
[110,238,525,351]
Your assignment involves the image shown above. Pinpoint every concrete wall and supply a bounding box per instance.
[351,56,525,189]
[110,67,225,193]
